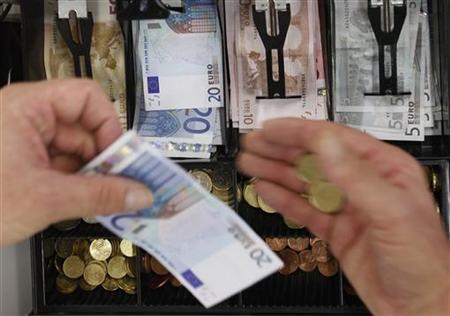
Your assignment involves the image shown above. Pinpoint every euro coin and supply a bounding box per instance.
[62,255,85,279]
[125,258,136,278]
[298,250,317,272]
[170,275,182,288]
[83,262,106,286]
[55,239,74,258]
[257,196,277,214]
[107,256,127,279]
[309,182,344,214]
[191,170,213,192]
[118,276,136,294]
[110,239,121,256]
[102,276,119,291]
[283,217,305,229]
[89,239,112,261]
[142,255,152,274]
[149,275,169,290]
[236,184,242,203]
[243,183,259,208]
[211,168,232,192]
[277,249,299,275]
[310,237,321,246]
[56,274,78,294]
[287,237,310,252]
[265,237,287,251]
[318,258,338,277]
[78,278,97,291]
[296,154,325,184]
[52,219,81,231]
[311,240,331,263]
[120,239,136,257]
[54,257,64,274]
[150,257,169,275]
[82,217,98,224]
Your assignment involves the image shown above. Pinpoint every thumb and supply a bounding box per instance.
[314,131,400,219]
[52,174,153,221]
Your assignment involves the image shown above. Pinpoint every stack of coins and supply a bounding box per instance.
[52,238,137,295]
[296,154,345,214]
[423,166,440,193]
[189,167,237,208]
[265,236,339,277]
[142,254,183,290]
[52,219,81,232]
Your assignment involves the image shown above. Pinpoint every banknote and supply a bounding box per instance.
[139,0,224,111]
[81,132,283,308]
[236,0,318,130]
[43,0,127,130]
[333,0,414,112]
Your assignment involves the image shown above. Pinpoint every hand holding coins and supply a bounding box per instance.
[51,238,137,295]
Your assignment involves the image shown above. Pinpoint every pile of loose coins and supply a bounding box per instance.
[52,238,137,295]
[296,154,345,214]
[265,236,338,277]
[189,167,241,208]
[142,253,183,289]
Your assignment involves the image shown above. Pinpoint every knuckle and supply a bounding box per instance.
[91,181,123,214]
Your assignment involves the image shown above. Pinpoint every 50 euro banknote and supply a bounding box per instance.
[81,132,283,307]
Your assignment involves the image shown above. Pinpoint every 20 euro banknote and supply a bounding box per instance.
[81,132,283,308]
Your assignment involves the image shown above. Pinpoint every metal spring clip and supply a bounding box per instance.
[253,0,299,99]
[366,0,409,96]
[57,0,93,78]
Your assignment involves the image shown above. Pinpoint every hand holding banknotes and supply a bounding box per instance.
[0,80,153,247]
[238,118,449,316]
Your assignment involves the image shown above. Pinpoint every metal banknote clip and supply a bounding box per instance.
[117,0,184,21]
[253,0,300,100]
[366,0,410,96]
[57,0,93,78]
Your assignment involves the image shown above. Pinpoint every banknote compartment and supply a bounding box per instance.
[326,0,450,158]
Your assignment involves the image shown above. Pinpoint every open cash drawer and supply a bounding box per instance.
[18,0,449,314]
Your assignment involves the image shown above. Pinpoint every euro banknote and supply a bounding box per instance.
[81,132,283,308]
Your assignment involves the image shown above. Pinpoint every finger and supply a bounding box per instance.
[254,180,332,236]
[50,155,83,173]
[262,119,425,183]
[237,152,305,193]
[49,174,153,221]
[51,123,97,161]
[240,131,304,164]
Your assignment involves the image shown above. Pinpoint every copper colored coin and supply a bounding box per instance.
[311,240,331,263]
[150,257,169,275]
[318,258,338,277]
[265,237,287,251]
[277,249,299,275]
[170,275,182,288]
[309,237,321,246]
[287,237,309,252]
[298,250,317,272]
[142,255,152,274]
[149,275,170,289]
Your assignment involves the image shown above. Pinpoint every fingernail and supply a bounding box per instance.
[125,188,154,211]
[317,131,346,163]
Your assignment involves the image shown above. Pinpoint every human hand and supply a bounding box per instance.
[0,80,153,247]
[238,118,449,316]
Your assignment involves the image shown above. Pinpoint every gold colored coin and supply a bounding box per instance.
[56,274,78,294]
[118,276,136,294]
[243,183,259,208]
[265,237,287,252]
[150,257,169,275]
[125,258,136,278]
[431,171,440,192]
[78,277,97,291]
[283,217,305,230]
[191,170,213,192]
[309,182,345,214]
[62,255,85,279]
[236,184,243,204]
[83,262,106,286]
[102,276,119,291]
[82,217,98,224]
[278,249,299,275]
[298,250,317,272]
[318,258,339,277]
[107,256,127,279]
[211,168,232,192]
[55,239,74,258]
[54,257,64,274]
[170,275,182,288]
[89,239,112,261]
[257,196,277,214]
[296,154,325,184]
[52,219,81,232]
[287,237,310,252]
[120,239,136,257]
